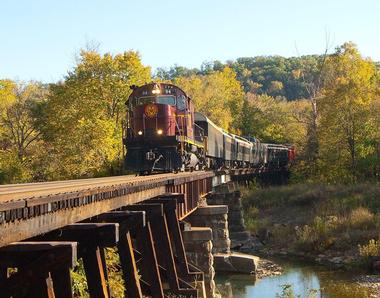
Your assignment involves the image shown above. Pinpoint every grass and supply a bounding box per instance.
[242,182,380,264]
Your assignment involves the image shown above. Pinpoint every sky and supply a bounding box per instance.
[1,0,379,82]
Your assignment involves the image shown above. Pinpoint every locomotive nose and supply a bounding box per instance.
[144,104,158,118]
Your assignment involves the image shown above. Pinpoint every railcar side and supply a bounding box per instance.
[231,134,252,167]
[194,112,226,169]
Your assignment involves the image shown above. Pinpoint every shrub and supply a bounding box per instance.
[358,239,380,258]
[374,214,380,229]
[105,248,125,297]
[72,259,89,298]
[245,217,270,234]
[246,206,259,217]
[348,207,374,230]
[295,216,336,251]
[271,225,296,246]
[312,216,329,237]
[295,225,316,251]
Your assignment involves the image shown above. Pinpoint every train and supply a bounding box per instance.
[123,82,295,175]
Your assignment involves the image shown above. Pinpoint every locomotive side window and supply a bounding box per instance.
[177,95,187,110]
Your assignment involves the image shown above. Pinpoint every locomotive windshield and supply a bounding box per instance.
[137,96,176,106]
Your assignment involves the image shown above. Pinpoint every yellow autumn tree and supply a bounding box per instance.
[174,67,244,132]
[0,82,48,183]
[318,42,379,182]
[42,50,151,179]
[241,93,308,147]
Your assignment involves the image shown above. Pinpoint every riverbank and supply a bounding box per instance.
[241,183,380,295]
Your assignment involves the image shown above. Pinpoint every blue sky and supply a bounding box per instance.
[1,0,379,82]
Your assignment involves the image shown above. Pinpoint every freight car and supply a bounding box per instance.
[124,82,294,174]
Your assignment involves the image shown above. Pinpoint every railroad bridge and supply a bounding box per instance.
[0,169,281,298]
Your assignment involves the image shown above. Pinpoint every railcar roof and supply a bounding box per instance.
[262,143,289,150]
[231,134,252,144]
[194,112,232,136]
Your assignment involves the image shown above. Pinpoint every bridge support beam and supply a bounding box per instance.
[87,211,146,298]
[0,242,77,298]
[82,246,110,298]
[125,202,201,297]
[145,195,204,283]
[137,221,165,297]
[32,223,119,298]
[0,173,215,297]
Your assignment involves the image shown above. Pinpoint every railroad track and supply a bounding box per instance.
[0,171,207,202]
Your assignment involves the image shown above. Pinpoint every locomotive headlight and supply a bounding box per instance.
[157,129,163,135]
[138,130,143,135]
[152,84,161,94]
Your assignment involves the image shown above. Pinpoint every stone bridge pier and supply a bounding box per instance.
[181,182,258,297]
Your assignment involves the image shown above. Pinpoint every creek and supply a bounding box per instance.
[215,257,374,298]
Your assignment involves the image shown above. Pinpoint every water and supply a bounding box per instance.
[215,258,373,298]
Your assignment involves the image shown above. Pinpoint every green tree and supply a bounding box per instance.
[230,55,322,99]
[155,56,324,100]
[155,65,198,81]
[268,80,284,95]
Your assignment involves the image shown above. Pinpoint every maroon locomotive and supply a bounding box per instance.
[124,82,206,174]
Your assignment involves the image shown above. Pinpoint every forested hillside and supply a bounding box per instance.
[157,55,329,100]
[1,42,379,184]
